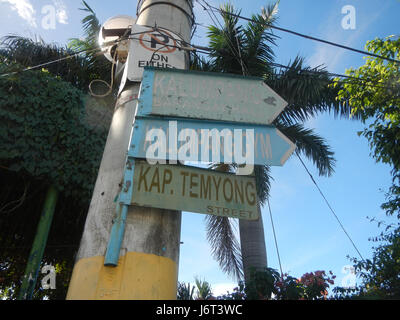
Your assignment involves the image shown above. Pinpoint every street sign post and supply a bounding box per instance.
[128,117,296,166]
[119,160,259,220]
[137,67,288,125]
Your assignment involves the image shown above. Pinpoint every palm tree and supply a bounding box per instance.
[0,1,115,130]
[0,1,109,94]
[196,2,355,282]
[177,282,195,300]
[194,277,214,300]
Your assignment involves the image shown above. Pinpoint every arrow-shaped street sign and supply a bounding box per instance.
[128,116,295,166]
[137,67,288,125]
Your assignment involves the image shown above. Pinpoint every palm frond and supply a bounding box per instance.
[242,1,280,76]
[205,162,243,280]
[205,162,272,279]
[277,123,336,177]
[269,56,356,125]
[0,35,91,89]
[177,282,195,300]
[190,52,214,71]
[205,214,243,280]
[207,4,245,74]
[79,0,101,44]
[254,165,272,205]
[261,0,280,23]
[194,277,213,299]
[67,1,110,83]
[207,3,278,77]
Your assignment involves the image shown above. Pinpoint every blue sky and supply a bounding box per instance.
[1,0,399,296]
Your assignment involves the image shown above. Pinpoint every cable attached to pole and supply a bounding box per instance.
[296,151,365,262]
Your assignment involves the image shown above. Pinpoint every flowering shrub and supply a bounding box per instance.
[219,268,337,300]
[298,270,336,300]
[182,269,337,300]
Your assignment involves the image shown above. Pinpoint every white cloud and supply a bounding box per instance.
[0,0,37,27]
[308,4,390,72]
[212,282,237,297]
[52,0,68,25]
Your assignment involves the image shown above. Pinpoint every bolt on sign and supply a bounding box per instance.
[138,67,288,125]
[119,160,259,221]
[127,25,186,81]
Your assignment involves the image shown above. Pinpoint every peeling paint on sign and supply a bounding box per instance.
[127,160,259,220]
[137,67,288,125]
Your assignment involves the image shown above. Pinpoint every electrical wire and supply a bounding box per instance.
[88,49,118,98]
[203,0,287,278]
[269,61,399,91]
[0,47,102,78]
[0,33,209,79]
[200,0,400,65]
[296,150,365,262]
[1,29,397,92]
[194,0,399,91]
[197,0,250,75]
[267,198,284,278]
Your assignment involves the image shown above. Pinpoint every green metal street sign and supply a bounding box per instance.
[138,67,288,125]
[120,160,259,221]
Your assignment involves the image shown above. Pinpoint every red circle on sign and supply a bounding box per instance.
[139,29,177,53]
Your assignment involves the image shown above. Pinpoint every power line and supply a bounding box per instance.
[0,47,102,78]
[197,0,250,75]
[193,1,398,91]
[267,198,284,278]
[0,33,210,78]
[1,32,396,92]
[269,61,398,91]
[200,0,400,65]
[296,151,365,262]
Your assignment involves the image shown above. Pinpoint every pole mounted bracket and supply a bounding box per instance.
[104,158,136,266]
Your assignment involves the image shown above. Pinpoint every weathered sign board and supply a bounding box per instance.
[137,67,288,125]
[120,160,259,220]
[128,117,296,166]
[127,26,186,81]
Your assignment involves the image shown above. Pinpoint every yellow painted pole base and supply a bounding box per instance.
[66,252,178,300]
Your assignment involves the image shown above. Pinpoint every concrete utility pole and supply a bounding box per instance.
[67,0,193,300]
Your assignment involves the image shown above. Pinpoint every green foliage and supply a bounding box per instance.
[217,281,246,300]
[194,277,214,300]
[0,1,111,300]
[335,36,400,217]
[68,0,112,87]
[0,170,88,300]
[333,37,400,299]
[0,36,92,92]
[334,223,400,300]
[0,64,107,203]
[0,1,112,98]
[178,268,336,300]
[274,275,304,300]
[243,268,336,300]
[177,282,195,300]
[298,270,336,300]
[201,2,350,280]
[244,267,280,299]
